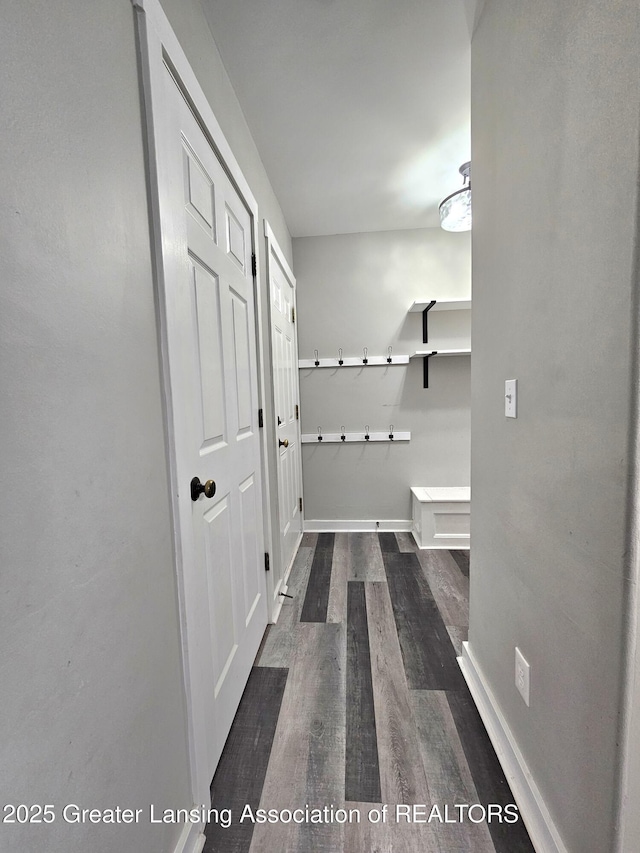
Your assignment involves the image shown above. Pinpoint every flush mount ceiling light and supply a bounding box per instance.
[439,162,471,232]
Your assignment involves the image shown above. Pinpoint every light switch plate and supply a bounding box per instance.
[515,646,530,706]
[505,379,517,418]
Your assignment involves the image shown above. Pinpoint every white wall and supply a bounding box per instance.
[0,1,291,850]
[294,228,470,523]
[470,1,640,850]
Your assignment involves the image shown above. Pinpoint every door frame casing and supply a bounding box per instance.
[264,220,304,620]
[132,0,274,812]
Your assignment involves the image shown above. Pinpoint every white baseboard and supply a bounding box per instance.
[283,532,303,584]
[303,519,412,532]
[270,584,285,624]
[172,822,205,853]
[458,643,568,853]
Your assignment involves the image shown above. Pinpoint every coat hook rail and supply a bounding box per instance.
[302,430,411,443]
[299,353,410,368]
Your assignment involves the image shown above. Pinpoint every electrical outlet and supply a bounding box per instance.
[515,647,530,706]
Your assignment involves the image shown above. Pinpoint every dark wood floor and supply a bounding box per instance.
[204,533,534,853]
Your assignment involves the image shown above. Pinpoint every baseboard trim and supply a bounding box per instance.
[303,519,412,532]
[270,584,285,624]
[283,532,303,584]
[458,643,568,853]
[172,822,205,853]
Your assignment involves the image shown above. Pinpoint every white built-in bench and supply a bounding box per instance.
[411,487,471,550]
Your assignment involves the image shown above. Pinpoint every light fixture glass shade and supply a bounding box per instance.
[439,186,472,232]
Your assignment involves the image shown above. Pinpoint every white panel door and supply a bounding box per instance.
[268,231,303,594]
[160,67,267,783]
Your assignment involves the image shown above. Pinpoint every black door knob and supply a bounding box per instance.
[191,477,216,501]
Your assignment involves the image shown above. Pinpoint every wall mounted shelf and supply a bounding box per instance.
[409,299,471,312]
[299,355,409,369]
[409,298,471,343]
[302,430,410,443]
[410,349,471,389]
[411,349,471,357]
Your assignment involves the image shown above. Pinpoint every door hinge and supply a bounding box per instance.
[295,404,299,420]
[258,408,264,428]
[299,497,303,512]
[264,552,270,572]
[251,253,257,278]
[291,306,295,323]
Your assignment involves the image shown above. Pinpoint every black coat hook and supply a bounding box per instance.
[389,424,394,440]
[340,425,346,441]
[317,427,323,442]
[338,347,343,366]
[314,349,320,367]
[364,424,370,441]
[387,346,393,364]
[362,347,368,365]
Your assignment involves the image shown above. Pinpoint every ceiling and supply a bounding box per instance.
[202,0,473,238]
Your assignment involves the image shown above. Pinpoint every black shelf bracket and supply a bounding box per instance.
[422,300,437,343]
[423,351,437,388]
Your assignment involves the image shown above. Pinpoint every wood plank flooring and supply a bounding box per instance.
[345,582,381,803]
[327,532,349,623]
[384,551,464,691]
[205,667,288,853]
[300,532,335,622]
[204,534,534,853]
[347,531,386,581]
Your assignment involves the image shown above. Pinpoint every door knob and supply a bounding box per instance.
[279,438,289,448]
[190,477,216,501]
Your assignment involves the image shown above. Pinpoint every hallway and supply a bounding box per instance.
[204,533,534,852]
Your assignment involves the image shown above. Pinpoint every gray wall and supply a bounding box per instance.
[294,228,470,522]
[470,1,640,850]
[616,135,640,853]
[621,586,640,853]
[0,1,291,850]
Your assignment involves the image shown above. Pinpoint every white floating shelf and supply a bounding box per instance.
[411,348,471,357]
[299,355,409,369]
[302,431,410,444]
[409,299,471,313]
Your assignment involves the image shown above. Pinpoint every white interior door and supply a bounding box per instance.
[157,65,268,788]
[266,224,303,600]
